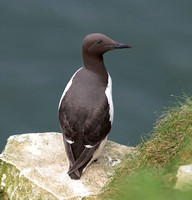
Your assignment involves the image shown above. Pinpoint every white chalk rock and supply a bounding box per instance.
[175,164,192,191]
[0,132,134,200]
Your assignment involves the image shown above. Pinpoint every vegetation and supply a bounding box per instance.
[99,94,192,200]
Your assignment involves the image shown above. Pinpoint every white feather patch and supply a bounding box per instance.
[84,144,94,148]
[58,67,83,110]
[65,139,74,144]
[105,74,114,123]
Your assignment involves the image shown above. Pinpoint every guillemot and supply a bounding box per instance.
[58,33,132,179]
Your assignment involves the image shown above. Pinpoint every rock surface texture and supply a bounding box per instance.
[0,132,134,200]
[175,164,192,191]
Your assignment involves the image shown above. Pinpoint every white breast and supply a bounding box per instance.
[105,74,114,124]
[58,67,83,110]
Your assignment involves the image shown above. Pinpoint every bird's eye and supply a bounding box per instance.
[96,40,102,44]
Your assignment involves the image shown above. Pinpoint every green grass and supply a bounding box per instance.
[99,94,192,200]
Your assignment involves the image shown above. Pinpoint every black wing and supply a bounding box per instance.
[59,94,111,179]
[59,68,111,179]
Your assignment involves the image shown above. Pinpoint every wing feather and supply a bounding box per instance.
[58,69,112,179]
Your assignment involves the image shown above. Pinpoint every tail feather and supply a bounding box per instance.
[63,137,80,178]
[68,144,99,174]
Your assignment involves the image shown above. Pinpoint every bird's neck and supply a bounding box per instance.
[82,53,108,82]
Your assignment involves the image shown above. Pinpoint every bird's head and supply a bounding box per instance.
[82,33,132,56]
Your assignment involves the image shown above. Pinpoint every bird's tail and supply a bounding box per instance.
[68,144,99,175]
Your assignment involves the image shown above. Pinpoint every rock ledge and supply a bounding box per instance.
[0,132,134,200]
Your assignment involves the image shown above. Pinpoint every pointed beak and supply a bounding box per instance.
[105,41,133,50]
[113,42,133,49]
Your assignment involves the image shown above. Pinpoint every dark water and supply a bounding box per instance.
[0,1,192,152]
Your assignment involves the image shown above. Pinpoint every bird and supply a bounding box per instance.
[58,33,132,179]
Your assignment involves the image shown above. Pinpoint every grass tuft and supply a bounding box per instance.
[99,94,192,200]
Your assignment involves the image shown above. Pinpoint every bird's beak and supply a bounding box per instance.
[105,41,132,50]
[113,42,133,49]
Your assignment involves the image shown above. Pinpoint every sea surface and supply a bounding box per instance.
[0,1,192,152]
